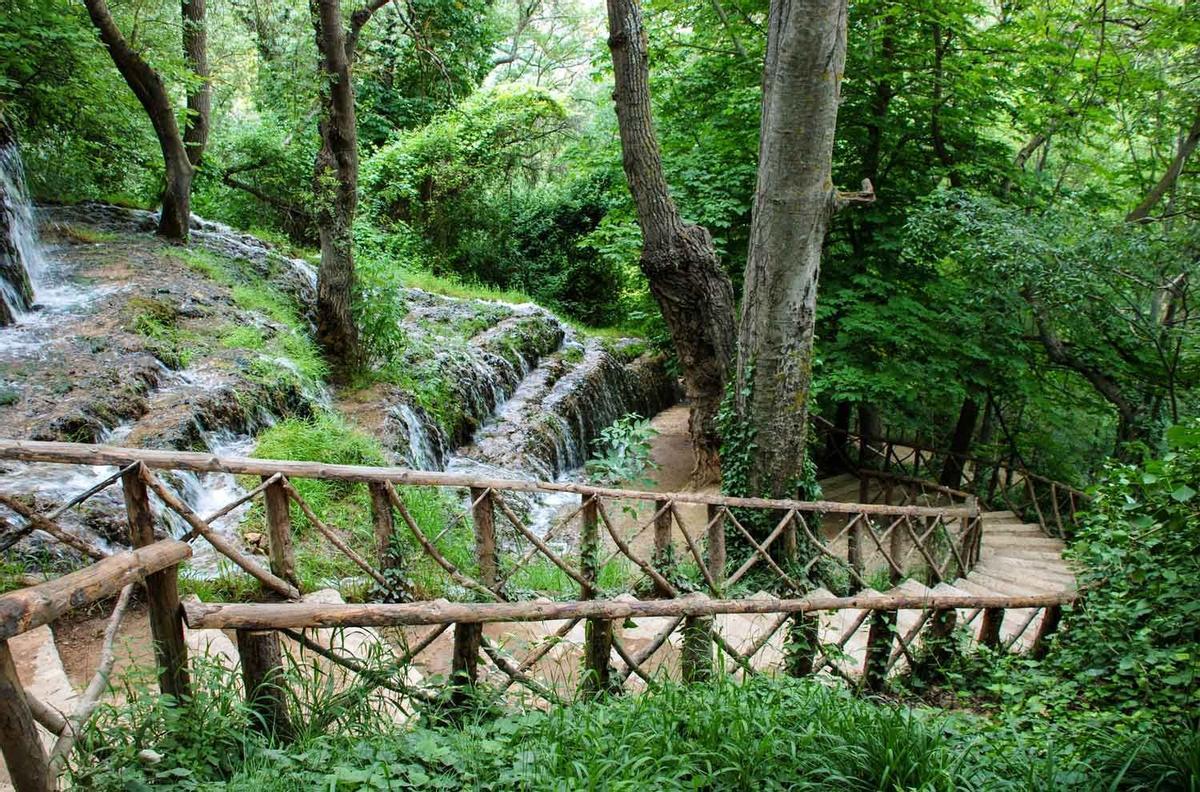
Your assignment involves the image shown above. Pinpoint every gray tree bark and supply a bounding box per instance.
[606,0,737,483]
[734,0,850,498]
[311,0,363,380]
[83,0,209,242]
[307,0,391,381]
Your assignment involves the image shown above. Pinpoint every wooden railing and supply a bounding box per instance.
[814,418,1090,536]
[0,439,1076,790]
[0,540,191,792]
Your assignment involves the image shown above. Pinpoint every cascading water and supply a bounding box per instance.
[0,133,45,325]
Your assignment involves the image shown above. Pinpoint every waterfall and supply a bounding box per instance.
[0,136,45,325]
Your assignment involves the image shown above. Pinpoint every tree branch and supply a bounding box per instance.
[1127,107,1200,223]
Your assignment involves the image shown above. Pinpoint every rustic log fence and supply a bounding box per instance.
[813,417,1089,536]
[0,439,1075,791]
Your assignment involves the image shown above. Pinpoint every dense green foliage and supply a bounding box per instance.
[3,0,1200,783]
[946,420,1200,736]
[6,0,1195,479]
[73,661,1198,791]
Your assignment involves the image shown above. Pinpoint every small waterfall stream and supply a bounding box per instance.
[0,137,45,324]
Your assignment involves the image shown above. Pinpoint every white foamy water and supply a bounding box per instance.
[0,141,46,318]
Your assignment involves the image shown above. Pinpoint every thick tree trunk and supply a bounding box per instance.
[83,0,202,243]
[311,0,362,381]
[734,0,849,498]
[606,0,737,484]
[938,395,978,488]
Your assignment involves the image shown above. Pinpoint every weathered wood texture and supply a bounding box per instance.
[184,590,1077,630]
[123,469,190,699]
[0,639,50,792]
[0,440,973,518]
[580,496,613,693]
[0,540,190,640]
[236,630,294,741]
[862,611,895,692]
[263,475,298,588]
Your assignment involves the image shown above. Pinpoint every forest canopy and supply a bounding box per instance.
[1,0,1197,484]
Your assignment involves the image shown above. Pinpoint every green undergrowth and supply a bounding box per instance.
[233,414,460,599]
[68,659,1198,791]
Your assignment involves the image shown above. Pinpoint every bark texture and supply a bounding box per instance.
[311,0,363,380]
[735,0,849,498]
[181,0,211,167]
[83,0,208,242]
[606,0,736,483]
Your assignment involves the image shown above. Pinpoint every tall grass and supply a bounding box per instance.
[68,648,1200,791]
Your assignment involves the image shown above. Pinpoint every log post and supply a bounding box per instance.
[1031,605,1062,659]
[848,513,864,581]
[862,610,895,693]
[1049,483,1064,537]
[888,518,905,584]
[705,504,725,590]
[921,608,958,675]
[472,488,497,587]
[786,610,818,677]
[235,630,293,742]
[122,466,190,700]
[780,508,797,564]
[682,505,726,683]
[0,639,50,792]
[652,498,673,598]
[580,495,613,695]
[449,487,495,705]
[263,475,298,589]
[978,607,1004,649]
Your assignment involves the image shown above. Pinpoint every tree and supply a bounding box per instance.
[731,0,868,498]
[309,0,404,379]
[82,0,210,241]
[605,0,737,483]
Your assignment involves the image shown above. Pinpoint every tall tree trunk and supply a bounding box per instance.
[938,394,979,488]
[83,0,206,242]
[733,0,849,498]
[181,0,211,168]
[311,0,363,381]
[606,0,736,483]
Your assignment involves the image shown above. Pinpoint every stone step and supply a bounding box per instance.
[979,546,1067,563]
[974,558,1075,583]
[981,510,1020,520]
[985,523,1048,536]
[982,534,1065,550]
[968,569,1070,595]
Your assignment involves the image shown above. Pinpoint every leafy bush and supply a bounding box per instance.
[1050,420,1200,723]
[586,413,658,487]
[949,420,1200,743]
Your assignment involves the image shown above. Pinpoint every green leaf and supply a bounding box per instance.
[1170,485,1196,503]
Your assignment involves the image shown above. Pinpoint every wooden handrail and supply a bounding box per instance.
[184,589,1079,630]
[813,417,1088,498]
[0,540,191,640]
[0,439,974,518]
